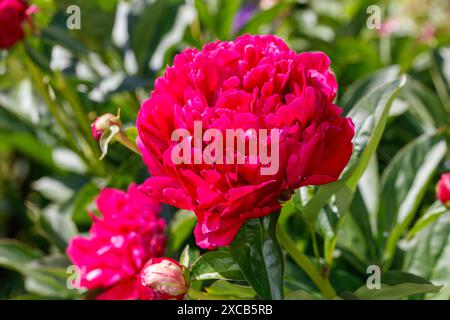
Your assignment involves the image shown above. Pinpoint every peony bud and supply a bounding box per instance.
[91,113,121,141]
[140,258,187,299]
[436,173,450,207]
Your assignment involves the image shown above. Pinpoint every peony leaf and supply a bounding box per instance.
[406,202,448,240]
[128,0,182,74]
[167,210,197,255]
[0,240,43,273]
[204,280,256,299]
[379,133,447,268]
[190,251,244,282]
[39,204,78,252]
[340,65,400,112]
[229,213,284,299]
[217,0,242,39]
[179,245,190,268]
[352,271,441,300]
[24,266,79,299]
[302,77,406,223]
[404,210,450,299]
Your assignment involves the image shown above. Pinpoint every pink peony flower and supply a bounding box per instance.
[436,173,450,207]
[67,184,166,300]
[136,34,354,249]
[0,0,36,49]
[140,257,187,300]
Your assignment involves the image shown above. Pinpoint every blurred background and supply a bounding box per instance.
[0,0,449,299]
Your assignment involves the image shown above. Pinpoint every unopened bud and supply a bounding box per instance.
[140,258,187,298]
[436,173,450,207]
[91,113,121,141]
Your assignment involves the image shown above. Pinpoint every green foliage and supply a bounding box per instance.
[230,214,284,300]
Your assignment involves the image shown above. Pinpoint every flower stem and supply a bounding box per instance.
[308,223,321,261]
[276,223,337,300]
[115,131,141,155]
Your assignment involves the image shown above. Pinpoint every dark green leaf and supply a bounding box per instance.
[190,251,244,281]
[229,214,284,300]
[167,210,197,255]
[302,78,406,223]
[353,271,441,300]
[404,212,450,299]
[379,134,447,266]
[128,0,182,74]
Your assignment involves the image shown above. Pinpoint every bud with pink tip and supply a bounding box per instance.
[140,258,188,299]
[91,113,121,141]
[436,173,450,207]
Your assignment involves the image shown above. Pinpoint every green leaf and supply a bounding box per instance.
[190,251,244,281]
[404,212,450,299]
[379,134,447,267]
[340,65,400,112]
[56,0,118,52]
[72,182,99,226]
[24,266,78,299]
[205,280,256,299]
[315,205,339,264]
[39,205,78,251]
[357,154,379,232]
[342,76,407,192]
[0,240,43,273]
[167,210,197,255]
[128,0,182,74]
[402,78,448,127]
[229,214,284,300]
[31,177,74,204]
[179,245,190,268]
[353,271,441,300]
[217,0,242,39]
[302,77,406,223]
[336,205,372,271]
[42,26,88,56]
[194,0,215,34]
[407,202,448,240]
[0,132,56,169]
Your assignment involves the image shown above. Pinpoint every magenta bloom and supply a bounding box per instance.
[436,173,450,207]
[137,34,354,249]
[0,0,36,49]
[67,184,166,300]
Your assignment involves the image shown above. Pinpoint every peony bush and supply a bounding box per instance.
[0,0,449,301]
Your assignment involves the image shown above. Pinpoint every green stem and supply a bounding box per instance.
[115,131,141,155]
[276,224,337,300]
[308,223,321,261]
